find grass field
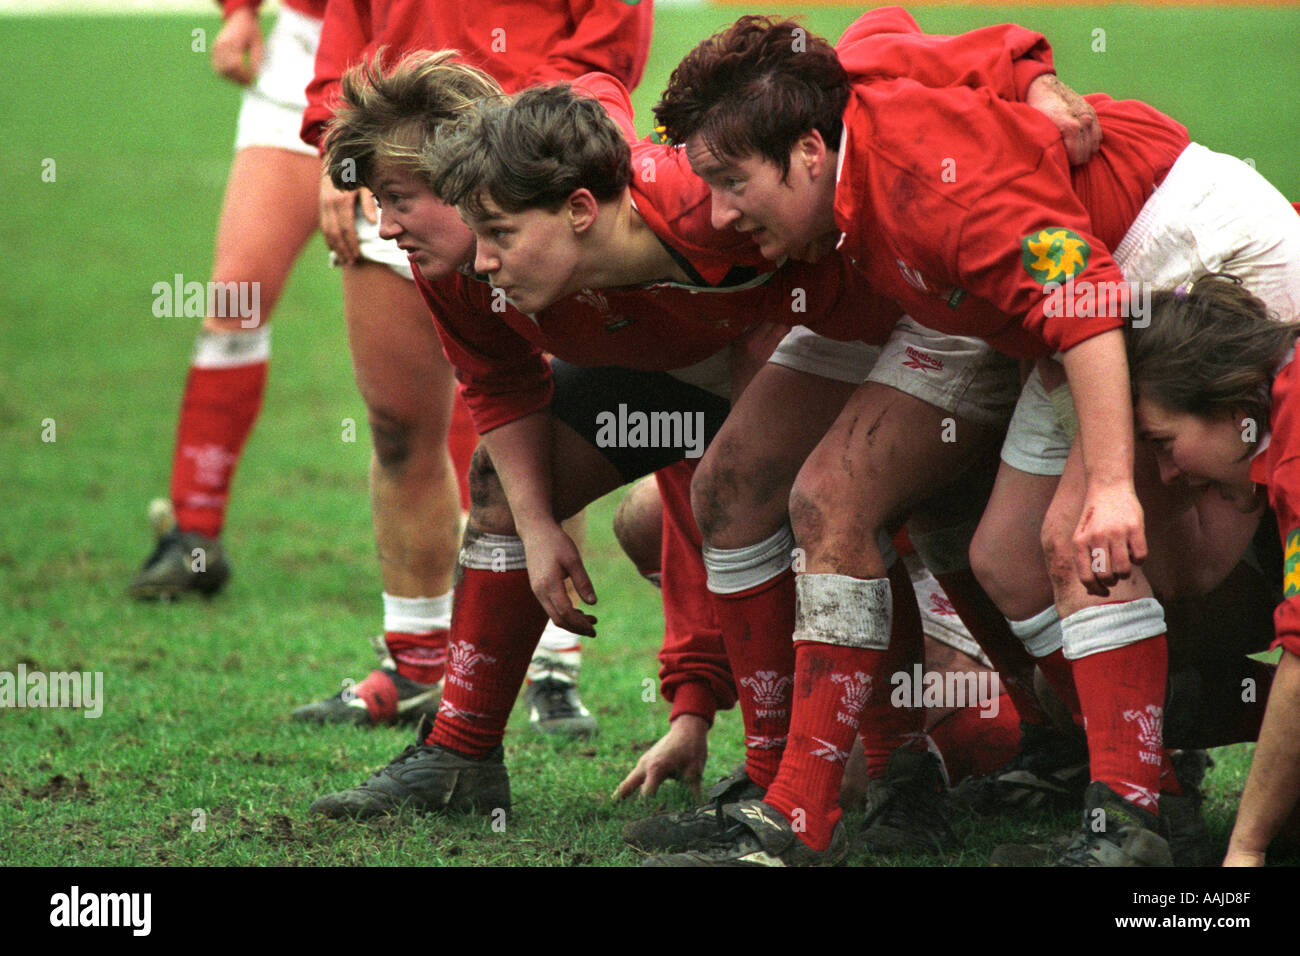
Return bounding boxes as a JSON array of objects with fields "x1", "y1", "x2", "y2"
[{"x1": 2, "y1": 4, "x2": 1298, "y2": 872}]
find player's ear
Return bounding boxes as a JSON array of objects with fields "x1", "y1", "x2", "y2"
[
  {"x1": 566, "y1": 189, "x2": 599, "y2": 234},
  {"x1": 795, "y1": 129, "x2": 829, "y2": 178}
]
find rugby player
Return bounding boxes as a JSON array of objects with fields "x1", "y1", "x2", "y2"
[
  {"x1": 654, "y1": 10, "x2": 1300, "y2": 865},
  {"x1": 289, "y1": 0, "x2": 653, "y2": 732}
]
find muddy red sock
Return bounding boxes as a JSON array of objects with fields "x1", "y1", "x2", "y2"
[
  {"x1": 429, "y1": 538, "x2": 547, "y2": 756},
  {"x1": 704, "y1": 528, "x2": 799, "y2": 791},
  {"x1": 857, "y1": 561, "x2": 928, "y2": 779},
  {"x1": 169, "y1": 329, "x2": 269, "y2": 537},
  {"x1": 1064, "y1": 600, "x2": 1168, "y2": 814},
  {"x1": 381, "y1": 592, "x2": 452, "y2": 685},
  {"x1": 762, "y1": 566, "x2": 907, "y2": 851},
  {"x1": 928, "y1": 689, "x2": 1021, "y2": 785}
]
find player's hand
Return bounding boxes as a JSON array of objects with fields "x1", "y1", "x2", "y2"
[
  {"x1": 1073, "y1": 479, "x2": 1146, "y2": 596},
  {"x1": 521, "y1": 521, "x2": 598, "y2": 637},
  {"x1": 1026, "y1": 73, "x2": 1102, "y2": 166},
  {"x1": 1222, "y1": 845, "x2": 1266, "y2": 867},
  {"x1": 319, "y1": 173, "x2": 378, "y2": 265},
  {"x1": 613, "y1": 714, "x2": 709, "y2": 800},
  {"x1": 211, "y1": 7, "x2": 264, "y2": 86}
]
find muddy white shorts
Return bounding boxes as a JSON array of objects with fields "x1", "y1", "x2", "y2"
[
  {"x1": 769, "y1": 318, "x2": 1019, "y2": 426},
  {"x1": 1001, "y1": 141, "x2": 1300, "y2": 475}
]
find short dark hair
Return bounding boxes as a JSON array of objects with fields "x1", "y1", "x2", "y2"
[
  {"x1": 1126, "y1": 274, "x2": 1296, "y2": 429},
  {"x1": 654, "y1": 15, "x2": 849, "y2": 177},
  {"x1": 428, "y1": 83, "x2": 631, "y2": 218}
]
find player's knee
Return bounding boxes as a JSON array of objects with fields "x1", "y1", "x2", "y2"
[
  {"x1": 1039, "y1": 512, "x2": 1076, "y2": 591},
  {"x1": 788, "y1": 477, "x2": 831, "y2": 554},
  {"x1": 368, "y1": 407, "x2": 415, "y2": 470},
  {"x1": 613, "y1": 476, "x2": 662, "y2": 579},
  {"x1": 689, "y1": 453, "x2": 734, "y2": 540},
  {"x1": 968, "y1": 521, "x2": 1001, "y2": 596},
  {"x1": 692, "y1": 437, "x2": 789, "y2": 541},
  {"x1": 466, "y1": 444, "x2": 512, "y2": 532}
]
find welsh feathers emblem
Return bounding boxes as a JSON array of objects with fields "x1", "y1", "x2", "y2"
[
  {"x1": 1021, "y1": 228, "x2": 1090, "y2": 285},
  {"x1": 1122, "y1": 704, "x2": 1163, "y2": 752},
  {"x1": 830, "y1": 671, "x2": 871, "y2": 717},
  {"x1": 740, "y1": 670, "x2": 793, "y2": 708},
  {"x1": 447, "y1": 641, "x2": 497, "y2": 678}
]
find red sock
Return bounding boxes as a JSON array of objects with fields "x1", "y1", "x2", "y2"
[
  {"x1": 714, "y1": 569, "x2": 797, "y2": 790},
  {"x1": 1071, "y1": 635, "x2": 1168, "y2": 813},
  {"x1": 170, "y1": 352, "x2": 267, "y2": 538},
  {"x1": 932, "y1": 569, "x2": 1047, "y2": 726},
  {"x1": 857, "y1": 561, "x2": 927, "y2": 779},
  {"x1": 385, "y1": 630, "x2": 448, "y2": 685},
  {"x1": 447, "y1": 392, "x2": 477, "y2": 513},
  {"x1": 428, "y1": 566, "x2": 548, "y2": 756},
  {"x1": 763, "y1": 562, "x2": 919, "y2": 851},
  {"x1": 762, "y1": 640, "x2": 867, "y2": 851},
  {"x1": 928, "y1": 690, "x2": 1021, "y2": 785}
]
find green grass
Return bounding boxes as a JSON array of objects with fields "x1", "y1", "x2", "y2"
[{"x1": 1, "y1": 6, "x2": 1297, "y2": 868}]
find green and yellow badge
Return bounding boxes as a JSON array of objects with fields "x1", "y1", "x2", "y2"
[
  {"x1": 1021, "y1": 227, "x2": 1090, "y2": 286},
  {"x1": 650, "y1": 124, "x2": 671, "y2": 145},
  {"x1": 1285, "y1": 528, "x2": 1300, "y2": 598}
]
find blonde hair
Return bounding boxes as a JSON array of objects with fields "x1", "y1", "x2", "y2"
[{"x1": 322, "y1": 49, "x2": 503, "y2": 192}]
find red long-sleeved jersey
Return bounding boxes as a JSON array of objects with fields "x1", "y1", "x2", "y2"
[{"x1": 301, "y1": 0, "x2": 654, "y2": 151}]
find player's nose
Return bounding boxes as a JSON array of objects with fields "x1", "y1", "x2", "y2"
[
  {"x1": 378, "y1": 210, "x2": 401, "y2": 240},
  {"x1": 474, "y1": 241, "x2": 499, "y2": 275},
  {"x1": 1157, "y1": 456, "x2": 1182, "y2": 485},
  {"x1": 710, "y1": 191, "x2": 741, "y2": 231}
]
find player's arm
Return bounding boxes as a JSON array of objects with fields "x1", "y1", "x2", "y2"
[
  {"x1": 302, "y1": 0, "x2": 376, "y2": 262},
  {"x1": 478, "y1": 412, "x2": 599, "y2": 637},
  {"x1": 838, "y1": 8, "x2": 1099, "y2": 164},
  {"x1": 1225, "y1": 648, "x2": 1300, "y2": 865},
  {"x1": 1060, "y1": 332, "x2": 1147, "y2": 585},
  {"x1": 211, "y1": 0, "x2": 264, "y2": 85},
  {"x1": 527, "y1": 0, "x2": 654, "y2": 91}
]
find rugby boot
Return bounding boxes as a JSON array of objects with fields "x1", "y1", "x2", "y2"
[
  {"x1": 952, "y1": 720, "x2": 1089, "y2": 815},
  {"x1": 310, "y1": 733, "x2": 509, "y2": 820},
  {"x1": 1051, "y1": 782, "x2": 1173, "y2": 867},
  {"x1": 858, "y1": 747, "x2": 957, "y2": 855},
  {"x1": 523, "y1": 649, "x2": 598, "y2": 737},
  {"x1": 643, "y1": 800, "x2": 847, "y2": 867},
  {"x1": 127, "y1": 499, "x2": 230, "y2": 600},
  {"x1": 623, "y1": 763, "x2": 764, "y2": 852}
]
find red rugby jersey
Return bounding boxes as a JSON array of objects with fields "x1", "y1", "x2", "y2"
[
  {"x1": 412, "y1": 74, "x2": 888, "y2": 434},
  {"x1": 828, "y1": 64, "x2": 1189, "y2": 357},
  {"x1": 1251, "y1": 349, "x2": 1300, "y2": 658},
  {"x1": 301, "y1": 0, "x2": 654, "y2": 151}
]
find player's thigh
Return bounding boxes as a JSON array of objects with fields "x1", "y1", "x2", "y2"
[
  {"x1": 792, "y1": 381, "x2": 998, "y2": 548},
  {"x1": 206, "y1": 147, "x2": 321, "y2": 329},
  {"x1": 969, "y1": 461, "x2": 1059, "y2": 617},
  {"x1": 342, "y1": 262, "x2": 455, "y2": 446},
  {"x1": 695, "y1": 351, "x2": 857, "y2": 542}
]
